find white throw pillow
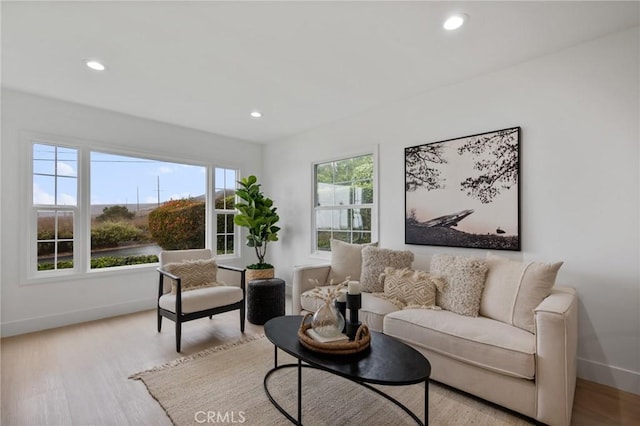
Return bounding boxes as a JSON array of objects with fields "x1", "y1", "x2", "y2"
[
  {"x1": 431, "y1": 253, "x2": 488, "y2": 317},
  {"x1": 480, "y1": 252, "x2": 563, "y2": 333},
  {"x1": 360, "y1": 246, "x2": 414, "y2": 293},
  {"x1": 380, "y1": 267, "x2": 444, "y2": 308},
  {"x1": 164, "y1": 258, "x2": 218, "y2": 294},
  {"x1": 327, "y1": 239, "x2": 376, "y2": 284}
]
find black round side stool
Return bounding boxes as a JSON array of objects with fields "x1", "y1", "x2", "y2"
[{"x1": 247, "y1": 278, "x2": 286, "y2": 325}]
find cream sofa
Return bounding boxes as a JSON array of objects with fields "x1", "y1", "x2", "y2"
[{"x1": 292, "y1": 254, "x2": 578, "y2": 426}]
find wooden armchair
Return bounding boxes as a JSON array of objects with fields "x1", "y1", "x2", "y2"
[{"x1": 157, "y1": 249, "x2": 245, "y2": 352}]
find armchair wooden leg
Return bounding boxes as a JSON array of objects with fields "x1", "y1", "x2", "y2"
[
  {"x1": 240, "y1": 306, "x2": 245, "y2": 333},
  {"x1": 176, "y1": 321, "x2": 182, "y2": 352},
  {"x1": 157, "y1": 312, "x2": 163, "y2": 332}
]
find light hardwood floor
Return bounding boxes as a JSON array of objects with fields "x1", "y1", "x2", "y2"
[{"x1": 2, "y1": 306, "x2": 639, "y2": 426}]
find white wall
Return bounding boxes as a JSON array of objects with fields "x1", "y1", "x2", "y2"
[
  {"x1": 264, "y1": 28, "x2": 640, "y2": 394},
  {"x1": 0, "y1": 89, "x2": 263, "y2": 337}
]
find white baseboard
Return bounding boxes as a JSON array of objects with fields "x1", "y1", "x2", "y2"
[
  {"x1": 578, "y1": 357, "x2": 640, "y2": 395},
  {"x1": 0, "y1": 297, "x2": 156, "y2": 338}
]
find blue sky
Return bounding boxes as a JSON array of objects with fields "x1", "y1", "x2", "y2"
[
  {"x1": 90, "y1": 152, "x2": 207, "y2": 206},
  {"x1": 33, "y1": 144, "x2": 236, "y2": 207}
]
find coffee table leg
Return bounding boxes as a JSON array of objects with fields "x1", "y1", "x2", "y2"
[
  {"x1": 424, "y1": 379, "x2": 429, "y2": 425},
  {"x1": 297, "y1": 358, "x2": 302, "y2": 425},
  {"x1": 274, "y1": 346, "x2": 278, "y2": 368}
]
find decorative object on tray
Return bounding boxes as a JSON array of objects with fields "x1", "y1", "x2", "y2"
[
  {"x1": 334, "y1": 292, "x2": 347, "y2": 333},
  {"x1": 345, "y1": 282, "x2": 362, "y2": 341},
  {"x1": 308, "y1": 278, "x2": 348, "y2": 338},
  {"x1": 298, "y1": 313, "x2": 370, "y2": 355}
]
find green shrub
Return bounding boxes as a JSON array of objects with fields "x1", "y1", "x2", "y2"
[
  {"x1": 96, "y1": 205, "x2": 135, "y2": 222},
  {"x1": 37, "y1": 260, "x2": 74, "y2": 271},
  {"x1": 148, "y1": 198, "x2": 205, "y2": 250},
  {"x1": 90, "y1": 255, "x2": 158, "y2": 268},
  {"x1": 91, "y1": 221, "x2": 142, "y2": 249},
  {"x1": 37, "y1": 254, "x2": 159, "y2": 271}
]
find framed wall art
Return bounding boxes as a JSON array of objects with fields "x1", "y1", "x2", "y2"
[{"x1": 405, "y1": 127, "x2": 521, "y2": 251}]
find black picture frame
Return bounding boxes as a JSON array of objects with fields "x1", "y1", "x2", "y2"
[{"x1": 405, "y1": 127, "x2": 521, "y2": 251}]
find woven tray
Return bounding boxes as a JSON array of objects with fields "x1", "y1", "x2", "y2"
[{"x1": 297, "y1": 313, "x2": 370, "y2": 355}]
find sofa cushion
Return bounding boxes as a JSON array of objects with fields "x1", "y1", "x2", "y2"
[
  {"x1": 159, "y1": 286, "x2": 243, "y2": 314},
  {"x1": 383, "y1": 308, "x2": 536, "y2": 380},
  {"x1": 431, "y1": 253, "x2": 488, "y2": 317},
  {"x1": 327, "y1": 239, "x2": 376, "y2": 284},
  {"x1": 300, "y1": 286, "x2": 399, "y2": 332},
  {"x1": 163, "y1": 258, "x2": 219, "y2": 294},
  {"x1": 358, "y1": 292, "x2": 401, "y2": 332},
  {"x1": 380, "y1": 267, "x2": 444, "y2": 308},
  {"x1": 360, "y1": 246, "x2": 414, "y2": 293},
  {"x1": 481, "y1": 252, "x2": 563, "y2": 333}
]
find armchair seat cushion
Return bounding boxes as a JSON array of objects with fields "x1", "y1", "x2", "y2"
[
  {"x1": 384, "y1": 308, "x2": 536, "y2": 379},
  {"x1": 159, "y1": 286, "x2": 243, "y2": 314}
]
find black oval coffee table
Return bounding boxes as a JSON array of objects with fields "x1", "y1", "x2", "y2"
[{"x1": 263, "y1": 315, "x2": 430, "y2": 425}]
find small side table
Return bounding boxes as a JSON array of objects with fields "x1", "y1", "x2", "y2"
[{"x1": 247, "y1": 278, "x2": 286, "y2": 325}]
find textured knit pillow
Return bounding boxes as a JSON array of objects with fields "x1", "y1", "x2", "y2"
[
  {"x1": 164, "y1": 258, "x2": 218, "y2": 294},
  {"x1": 360, "y1": 246, "x2": 414, "y2": 293},
  {"x1": 327, "y1": 239, "x2": 377, "y2": 283},
  {"x1": 431, "y1": 253, "x2": 488, "y2": 317},
  {"x1": 380, "y1": 267, "x2": 444, "y2": 308},
  {"x1": 480, "y1": 252, "x2": 563, "y2": 333}
]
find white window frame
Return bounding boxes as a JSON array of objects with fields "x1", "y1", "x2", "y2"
[
  {"x1": 30, "y1": 141, "x2": 81, "y2": 277},
  {"x1": 311, "y1": 147, "x2": 379, "y2": 257},
  {"x1": 23, "y1": 132, "x2": 240, "y2": 283},
  {"x1": 212, "y1": 167, "x2": 239, "y2": 257}
]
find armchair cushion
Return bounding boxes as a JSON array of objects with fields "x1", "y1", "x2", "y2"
[
  {"x1": 481, "y1": 253, "x2": 563, "y2": 333},
  {"x1": 327, "y1": 239, "x2": 376, "y2": 284},
  {"x1": 164, "y1": 258, "x2": 219, "y2": 294},
  {"x1": 159, "y1": 286, "x2": 243, "y2": 314}
]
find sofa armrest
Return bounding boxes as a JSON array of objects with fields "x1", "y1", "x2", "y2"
[
  {"x1": 292, "y1": 264, "x2": 331, "y2": 314},
  {"x1": 534, "y1": 286, "x2": 578, "y2": 426}
]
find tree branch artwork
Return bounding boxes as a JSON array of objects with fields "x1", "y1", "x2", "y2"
[
  {"x1": 457, "y1": 128, "x2": 519, "y2": 204},
  {"x1": 405, "y1": 127, "x2": 520, "y2": 251},
  {"x1": 405, "y1": 143, "x2": 447, "y2": 192}
]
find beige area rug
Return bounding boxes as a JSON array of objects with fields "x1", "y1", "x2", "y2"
[{"x1": 130, "y1": 336, "x2": 533, "y2": 426}]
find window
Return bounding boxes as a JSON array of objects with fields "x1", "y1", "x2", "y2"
[
  {"x1": 33, "y1": 143, "x2": 78, "y2": 270},
  {"x1": 313, "y1": 154, "x2": 375, "y2": 252},
  {"x1": 90, "y1": 151, "x2": 207, "y2": 269},
  {"x1": 214, "y1": 168, "x2": 237, "y2": 255},
  {"x1": 31, "y1": 139, "x2": 238, "y2": 275}
]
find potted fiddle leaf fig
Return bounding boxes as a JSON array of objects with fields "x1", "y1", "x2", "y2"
[{"x1": 233, "y1": 175, "x2": 280, "y2": 281}]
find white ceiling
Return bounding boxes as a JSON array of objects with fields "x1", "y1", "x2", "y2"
[{"x1": 2, "y1": 1, "x2": 638, "y2": 143}]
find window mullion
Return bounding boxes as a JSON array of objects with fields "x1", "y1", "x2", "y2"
[{"x1": 78, "y1": 148, "x2": 90, "y2": 272}]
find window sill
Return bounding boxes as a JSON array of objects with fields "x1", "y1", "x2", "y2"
[{"x1": 23, "y1": 262, "x2": 159, "y2": 286}]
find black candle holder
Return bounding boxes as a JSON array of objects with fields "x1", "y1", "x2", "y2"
[
  {"x1": 334, "y1": 299, "x2": 347, "y2": 333},
  {"x1": 346, "y1": 293, "x2": 362, "y2": 341}
]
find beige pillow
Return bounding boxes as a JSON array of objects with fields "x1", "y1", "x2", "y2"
[
  {"x1": 380, "y1": 267, "x2": 444, "y2": 308},
  {"x1": 164, "y1": 258, "x2": 218, "y2": 294},
  {"x1": 327, "y1": 239, "x2": 377, "y2": 283},
  {"x1": 481, "y1": 252, "x2": 563, "y2": 333},
  {"x1": 431, "y1": 253, "x2": 488, "y2": 317},
  {"x1": 360, "y1": 246, "x2": 414, "y2": 292}
]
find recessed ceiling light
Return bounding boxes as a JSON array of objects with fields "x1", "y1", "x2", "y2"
[
  {"x1": 250, "y1": 111, "x2": 262, "y2": 118},
  {"x1": 85, "y1": 60, "x2": 106, "y2": 71},
  {"x1": 443, "y1": 14, "x2": 468, "y2": 31}
]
